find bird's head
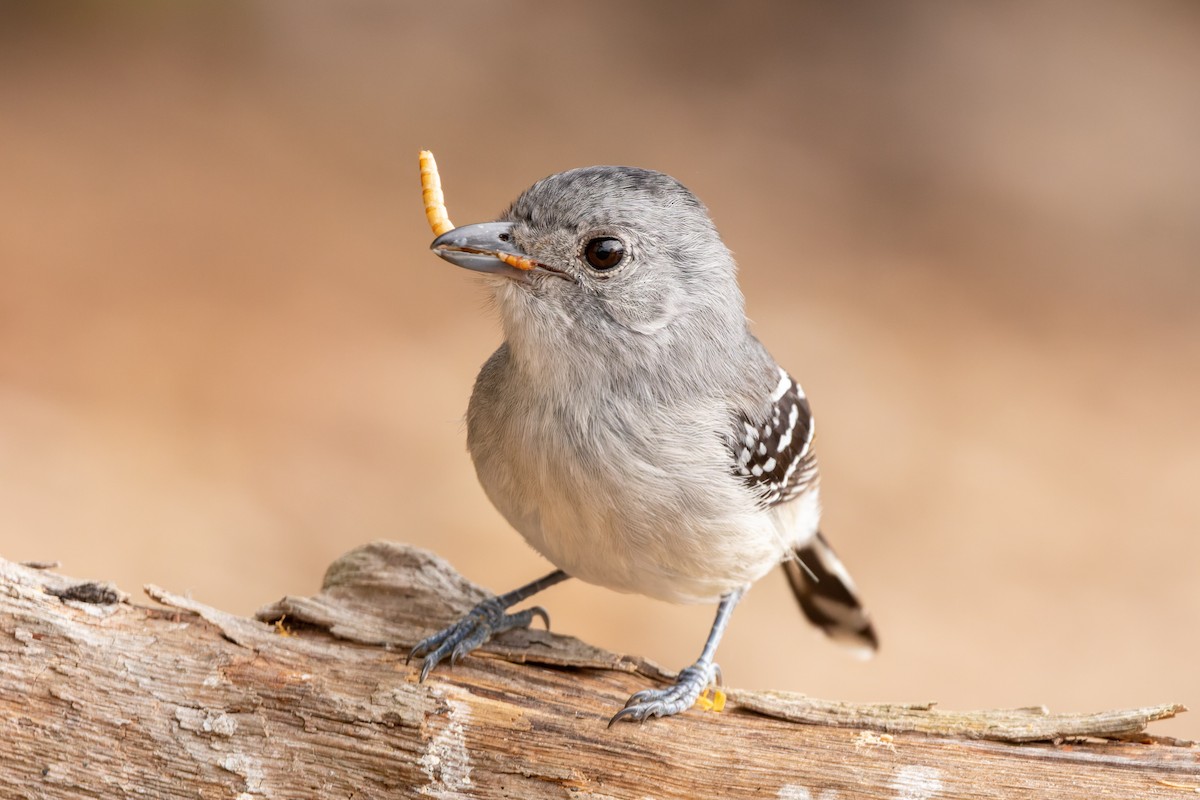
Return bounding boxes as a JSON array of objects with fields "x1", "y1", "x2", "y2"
[{"x1": 431, "y1": 167, "x2": 747, "y2": 348}]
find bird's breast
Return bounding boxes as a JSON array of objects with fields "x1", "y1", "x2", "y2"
[{"x1": 466, "y1": 360, "x2": 791, "y2": 603}]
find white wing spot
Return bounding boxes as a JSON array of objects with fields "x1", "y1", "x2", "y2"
[
  {"x1": 743, "y1": 421, "x2": 759, "y2": 447},
  {"x1": 770, "y1": 368, "x2": 791, "y2": 402},
  {"x1": 778, "y1": 403, "x2": 801, "y2": 451},
  {"x1": 783, "y1": 454, "x2": 801, "y2": 485},
  {"x1": 763, "y1": 457, "x2": 777, "y2": 472}
]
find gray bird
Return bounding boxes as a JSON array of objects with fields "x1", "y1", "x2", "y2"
[{"x1": 410, "y1": 165, "x2": 877, "y2": 725}]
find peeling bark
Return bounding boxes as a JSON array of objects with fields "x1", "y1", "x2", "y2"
[{"x1": 0, "y1": 542, "x2": 1195, "y2": 799}]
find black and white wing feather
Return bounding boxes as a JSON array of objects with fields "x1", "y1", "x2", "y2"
[
  {"x1": 731, "y1": 368, "x2": 818, "y2": 508},
  {"x1": 730, "y1": 366, "x2": 878, "y2": 656}
]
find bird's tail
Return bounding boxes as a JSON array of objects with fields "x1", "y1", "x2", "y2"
[{"x1": 782, "y1": 531, "x2": 878, "y2": 658}]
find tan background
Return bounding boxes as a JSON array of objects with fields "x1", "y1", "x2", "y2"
[{"x1": 1, "y1": 2, "x2": 1197, "y2": 738}]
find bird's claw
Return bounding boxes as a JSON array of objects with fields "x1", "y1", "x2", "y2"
[
  {"x1": 607, "y1": 662, "x2": 718, "y2": 727},
  {"x1": 408, "y1": 598, "x2": 550, "y2": 682}
]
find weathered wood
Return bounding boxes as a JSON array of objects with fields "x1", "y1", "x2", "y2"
[{"x1": 0, "y1": 542, "x2": 1195, "y2": 799}]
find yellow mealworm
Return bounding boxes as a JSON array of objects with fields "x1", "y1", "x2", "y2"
[
  {"x1": 495, "y1": 251, "x2": 538, "y2": 271},
  {"x1": 419, "y1": 149, "x2": 455, "y2": 236}
]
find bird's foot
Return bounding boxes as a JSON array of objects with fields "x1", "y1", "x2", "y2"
[
  {"x1": 608, "y1": 662, "x2": 721, "y2": 726},
  {"x1": 407, "y1": 597, "x2": 549, "y2": 682}
]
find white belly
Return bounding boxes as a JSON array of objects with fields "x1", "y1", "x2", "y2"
[{"x1": 469, "y1": 394, "x2": 820, "y2": 604}]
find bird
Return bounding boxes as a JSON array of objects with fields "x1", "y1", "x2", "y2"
[{"x1": 409, "y1": 164, "x2": 877, "y2": 725}]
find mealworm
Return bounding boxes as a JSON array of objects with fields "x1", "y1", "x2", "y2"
[
  {"x1": 420, "y1": 150, "x2": 536, "y2": 271},
  {"x1": 494, "y1": 251, "x2": 538, "y2": 272},
  {"x1": 419, "y1": 149, "x2": 455, "y2": 236}
]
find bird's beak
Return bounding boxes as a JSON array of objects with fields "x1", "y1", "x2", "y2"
[{"x1": 431, "y1": 221, "x2": 562, "y2": 280}]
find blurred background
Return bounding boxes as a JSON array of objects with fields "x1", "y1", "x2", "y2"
[{"x1": 1, "y1": 1, "x2": 1197, "y2": 738}]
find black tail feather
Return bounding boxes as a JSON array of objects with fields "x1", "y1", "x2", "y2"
[{"x1": 782, "y1": 531, "x2": 878, "y2": 656}]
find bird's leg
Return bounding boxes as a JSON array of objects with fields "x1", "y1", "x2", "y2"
[
  {"x1": 408, "y1": 569, "x2": 570, "y2": 682},
  {"x1": 609, "y1": 585, "x2": 747, "y2": 726}
]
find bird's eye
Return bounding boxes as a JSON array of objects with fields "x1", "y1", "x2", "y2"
[{"x1": 583, "y1": 237, "x2": 625, "y2": 271}]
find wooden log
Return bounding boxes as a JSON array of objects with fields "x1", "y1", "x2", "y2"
[{"x1": 0, "y1": 542, "x2": 1195, "y2": 799}]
